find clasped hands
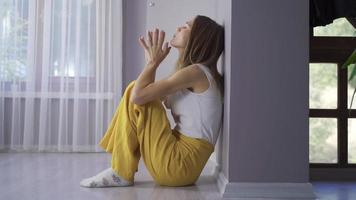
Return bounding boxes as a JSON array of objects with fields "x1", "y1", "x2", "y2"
[{"x1": 138, "y1": 28, "x2": 172, "y2": 68}]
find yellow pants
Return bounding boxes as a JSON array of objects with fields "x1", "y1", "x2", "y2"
[{"x1": 99, "y1": 80, "x2": 215, "y2": 186}]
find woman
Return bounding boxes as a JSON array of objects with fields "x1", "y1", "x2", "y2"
[{"x1": 80, "y1": 15, "x2": 224, "y2": 188}]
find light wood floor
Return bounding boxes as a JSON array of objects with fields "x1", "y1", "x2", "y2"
[{"x1": 1, "y1": 152, "x2": 355, "y2": 200}]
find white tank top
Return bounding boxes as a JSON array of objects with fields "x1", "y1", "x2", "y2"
[{"x1": 164, "y1": 63, "x2": 223, "y2": 146}]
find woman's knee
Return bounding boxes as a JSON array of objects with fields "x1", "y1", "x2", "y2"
[
  {"x1": 125, "y1": 80, "x2": 163, "y2": 108},
  {"x1": 128, "y1": 80, "x2": 136, "y2": 88},
  {"x1": 123, "y1": 80, "x2": 136, "y2": 96}
]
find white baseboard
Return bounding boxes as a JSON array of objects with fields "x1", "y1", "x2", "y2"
[
  {"x1": 215, "y1": 166, "x2": 228, "y2": 195},
  {"x1": 212, "y1": 163, "x2": 318, "y2": 199},
  {"x1": 208, "y1": 151, "x2": 216, "y2": 163}
]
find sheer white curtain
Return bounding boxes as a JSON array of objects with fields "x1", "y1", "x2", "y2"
[{"x1": 0, "y1": 0, "x2": 123, "y2": 152}]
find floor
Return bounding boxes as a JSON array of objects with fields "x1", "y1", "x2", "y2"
[
  {"x1": 1, "y1": 153, "x2": 356, "y2": 200},
  {"x1": 0, "y1": 152, "x2": 221, "y2": 200}
]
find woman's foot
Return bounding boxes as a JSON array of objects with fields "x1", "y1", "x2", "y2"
[{"x1": 80, "y1": 167, "x2": 133, "y2": 187}]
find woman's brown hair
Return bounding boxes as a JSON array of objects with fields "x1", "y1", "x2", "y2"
[{"x1": 173, "y1": 15, "x2": 224, "y2": 101}]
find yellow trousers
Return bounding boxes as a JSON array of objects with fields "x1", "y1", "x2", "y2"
[{"x1": 99, "y1": 80, "x2": 215, "y2": 186}]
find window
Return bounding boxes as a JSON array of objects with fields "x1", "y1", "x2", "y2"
[
  {"x1": 309, "y1": 63, "x2": 337, "y2": 109},
  {"x1": 49, "y1": 0, "x2": 96, "y2": 77},
  {"x1": 309, "y1": 17, "x2": 356, "y2": 180},
  {"x1": 0, "y1": 0, "x2": 97, "y2": 82},
  {"x1": 0, "y1": 0, "x2": 29, "y2": 81},
  {"x1": 0, "y1": 0, "x2": 121, "y2": 152}
]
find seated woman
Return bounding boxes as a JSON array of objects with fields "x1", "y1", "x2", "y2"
[{"x1": 80, "y1": 14, "x2": 224, "y2": 188}]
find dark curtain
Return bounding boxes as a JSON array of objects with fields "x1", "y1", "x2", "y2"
[{"x1": 310, "y1": 0, "x2": 356, "y2": 27}]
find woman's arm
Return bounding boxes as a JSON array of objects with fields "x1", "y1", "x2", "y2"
[
  {"x1": 130, "y1": 28, "x2": 171, "y2": 103},
  {"x1": 130, "y1": 64, "x2": 201, "y2": 106},
  {"x1": 130, "y1": 62, "x2": 158, "y2": 101},
  {"x1": 130, "y1": 28, "x2": 202, "y2": 106}
]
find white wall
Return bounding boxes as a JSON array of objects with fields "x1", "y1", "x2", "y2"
[{"x1": 146, "y1": 0, "x2": 218, "y2": 80}]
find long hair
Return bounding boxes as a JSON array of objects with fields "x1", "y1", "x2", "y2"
[{"x1": 173, "y1": 15, "x2": 225, "y2": 100}]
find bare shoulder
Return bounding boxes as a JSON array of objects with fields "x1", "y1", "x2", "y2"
[
  {"x1": 172, "y1": 64, "x2": 205, "y2": 83},
  {"x1": 157, "y1": 64, "x2": 204, "y2": 101},
  {"x1": 175, "y1": 64, "x2": 201, "y2": 76},
  {"x1": 167, "y1": 64, "x2": 207, "y2": 92}
]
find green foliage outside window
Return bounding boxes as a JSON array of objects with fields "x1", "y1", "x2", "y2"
[{"x1": 311, "y1": 17, "x2": 356, "y2": 164}]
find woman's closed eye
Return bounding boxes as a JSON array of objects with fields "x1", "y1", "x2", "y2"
[{"x1": 177, "y1": 26, "x2": 185, "y2": 32}]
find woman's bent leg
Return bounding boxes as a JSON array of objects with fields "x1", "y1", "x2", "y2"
[
  {"x1": 99, "y1": 79, "x2": 215, "y2": 187},
  {"x1": 98, "y1": 80, "x2": 178, "y2": 184}
]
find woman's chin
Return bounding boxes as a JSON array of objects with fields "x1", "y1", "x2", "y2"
[
  {"x1": 170, "y1": 39, "x2": 184, "y2": 49},
  {"x1": 169, "y1": 41, "x2": 177, "y2": 48}
]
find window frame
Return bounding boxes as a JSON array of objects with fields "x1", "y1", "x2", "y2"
[{"x1": 309, "y1": 18, "x2": 356, "y2": 181}]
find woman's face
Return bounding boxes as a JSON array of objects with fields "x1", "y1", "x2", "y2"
[{"x1": 170, "y1": 18, "x2": 194, "y2": 49}]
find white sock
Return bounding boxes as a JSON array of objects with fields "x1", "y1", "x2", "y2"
[{"x1": 80, "y1": 167, "x2": 133, "y2": 188}]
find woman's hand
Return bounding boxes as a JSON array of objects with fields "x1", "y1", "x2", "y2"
[{"x1": 138, "y1": 28, "x2": 172, "y2": 67}]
